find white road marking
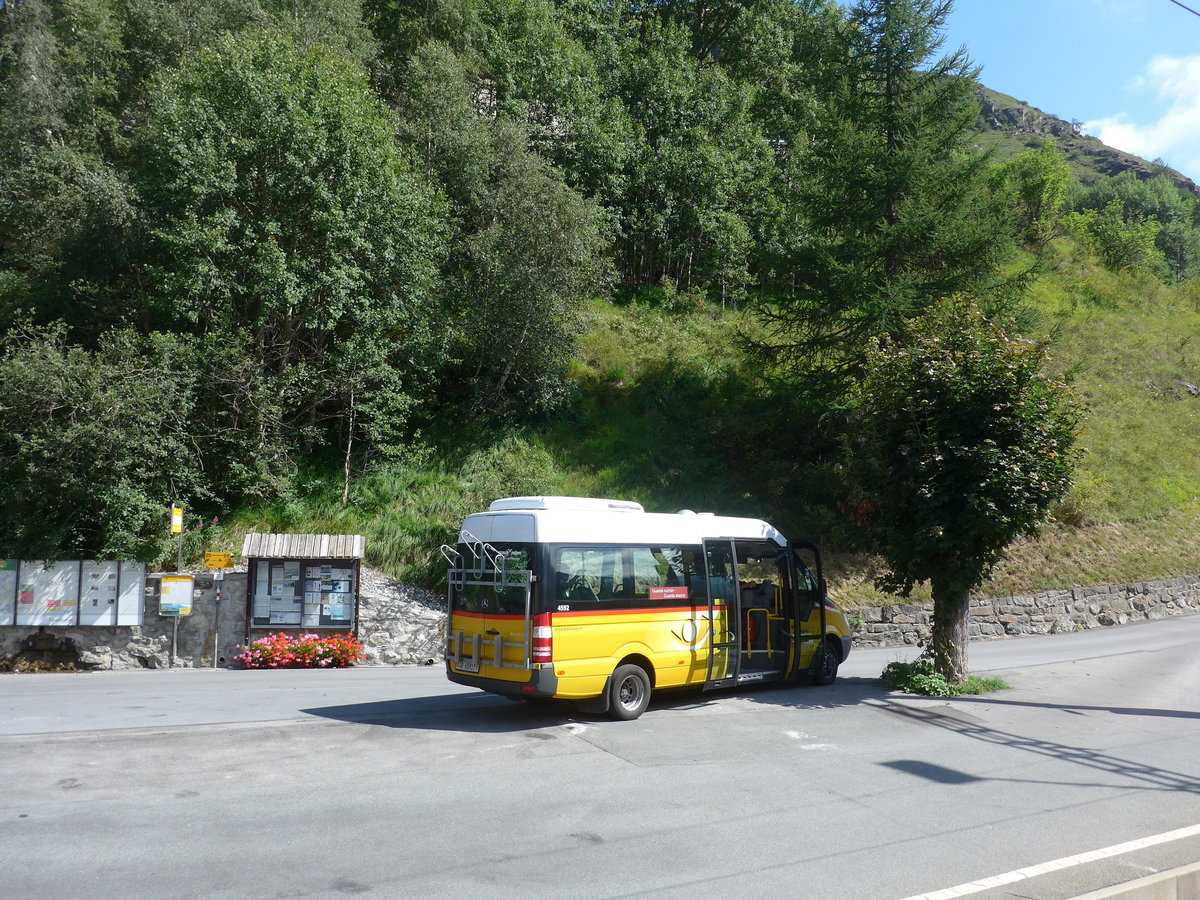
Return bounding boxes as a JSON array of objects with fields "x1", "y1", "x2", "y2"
[{"x1": 897, "y1": 822, "x2": 1200, "y2": 900}]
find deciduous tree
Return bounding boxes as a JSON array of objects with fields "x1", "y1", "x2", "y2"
[
  {"x1": 992, "y1": 138, "x2": 1070, "y2": 248},
  {"x1": 396, "y1": 41, "x2": 607, "y2": 422},
  {"x1": 0, "y1": 325, "x2": 203, "y2": 559},
  {"x1": 134, "y1": 33, "x2": 446, "y2": 474},
  {"x1": 844, "y1": 299, "x2": 1079, "y2": 684}
]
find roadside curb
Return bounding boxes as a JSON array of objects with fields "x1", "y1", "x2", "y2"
[{"x1": 1070, "y1": 859, "x2": 1200, "y2": 899}]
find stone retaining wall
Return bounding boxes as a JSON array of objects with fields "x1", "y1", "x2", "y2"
[
  {"x1": 852, "y1": 575, "x2": 1200, "y2": 648},
  {"x1": 5, "y1": 570, "x2": 1198, "y2": 669},
  {"x1": 0, "y1": 569, "x2": 446, "y2": 670},
  {"x1": 0, "y1": 573, "x2": 248, "y2": 671},
  {"x1": 356, "y1": 570, "x2": 445, "y2": 666}
]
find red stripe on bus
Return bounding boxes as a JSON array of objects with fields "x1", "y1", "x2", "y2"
[
  {"x1": 552, "y1": 605, "x2": 726, "y2": 617},
  {"x1": 452, "y1": 605, "x2": 727, "y2": 621}
]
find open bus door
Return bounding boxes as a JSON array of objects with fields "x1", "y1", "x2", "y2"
[
  {"x1": 789, "y1": 540, "x2": 827, "y2": 680},
  {"x1": 702, "y1": 538, "x2": 739, "y2": 690}
]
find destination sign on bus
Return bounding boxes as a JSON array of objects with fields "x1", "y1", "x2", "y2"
[{"x1": 648, "y1": 586, "x2": 690, "y2": 601}]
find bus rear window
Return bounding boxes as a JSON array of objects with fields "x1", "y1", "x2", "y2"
[{"x1": 451, "y1": 543, "x2": 533, "y2": 616}]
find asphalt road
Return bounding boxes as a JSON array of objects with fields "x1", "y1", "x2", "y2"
[{"x1": 2, "y1": 615, "x2": 1199, "y2": 900}]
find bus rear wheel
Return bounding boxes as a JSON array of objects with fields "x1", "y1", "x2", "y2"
[{"x1": 608, "y1": 664, "x2": 651, "y2": 720}]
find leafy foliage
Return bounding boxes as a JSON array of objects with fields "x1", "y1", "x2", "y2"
[
  {"x1": 846, "y1": 300, "x2": 1080, "y2": 595},
  {"x1": 844, "y1": 298, "x2": 1080, "y2": 680},
  {"x1": 133, "y1": 32, "x2": 447, "y2": 485},
  {"x1": 992, "y1": 139, "x2": 1071, "y2": 247},
  {"x1": 1070, "y1": 172, "x2": 1200, "y2": 281},
  {"x1": 395, "y1": 40, "x2": 608, "y2": 422},
  {"x1": 1067, "y1": 201, "x2": 1168, "y2": 278},
  {"x1": 0, "y1": 325, "x2": 203, "y2": 559},
  {"x1": 0, "y1": 0, "x2": 1193, "y2": 582},
  {"x1": 880, "y1": 657, "x2": 1009, "y2": 697}
]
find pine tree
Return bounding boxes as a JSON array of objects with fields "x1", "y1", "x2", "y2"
[{"x1": 761, "y1": 0, "x2": 1015, "y2": 388}]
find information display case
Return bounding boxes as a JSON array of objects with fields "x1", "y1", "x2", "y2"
[
  {"x1": 0, "y1": 560, "x2": 146, "y2": 627},
  {"x1": 249, "y1": 559, "x2": 357, "y2": 628},
  {"x1": 242, "y1": 534, "x2": 364, "y2": 636}
]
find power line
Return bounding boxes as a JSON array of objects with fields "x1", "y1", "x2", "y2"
[{"x1": 1168, "y1": 0, "x2": 1200, "y2": 18}]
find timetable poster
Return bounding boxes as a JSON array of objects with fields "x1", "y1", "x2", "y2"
[
  {"x1": 0, "y1": 560, "x2": 16, "y2": 625},
  {"x1": 16, "y1": 561, "x2": 79, "y2": 626}
]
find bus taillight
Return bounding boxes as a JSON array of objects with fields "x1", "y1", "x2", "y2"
[{"x1": 532, "y1": 613, "x2": 553, "y2": 663}]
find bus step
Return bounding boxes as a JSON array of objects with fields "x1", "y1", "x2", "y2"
[{"x1": 735, "y1": 671, "x2": 782, "y2": 685}]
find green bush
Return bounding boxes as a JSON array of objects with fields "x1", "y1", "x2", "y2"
[{"x1": 880, "y1": 657, "x2": 1009, "y2": 697}]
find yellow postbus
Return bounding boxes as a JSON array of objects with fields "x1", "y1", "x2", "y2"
[{"x1": 443, "y1": 496, "x2": 852, "y2": 720}]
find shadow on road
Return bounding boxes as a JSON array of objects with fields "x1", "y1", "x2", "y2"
[
  {"x1": 300, "y1": 676, "x2": 888, "y2": 732},
  {"x1": 939, "y1": 695, "x2": 1200, "y2": 721},
  {"x1": 739, "y1": 677, "x2": 1200, "y2": 795},
  {"x1": 301, "y1": 693, "x2": 579, "y2": 733},
  {"x1": 301, "y1": 676, "x2": 1200, "y2": 797},
  {"x1": 871, "y1": 699, "x2": 1200, "y2": 795}
]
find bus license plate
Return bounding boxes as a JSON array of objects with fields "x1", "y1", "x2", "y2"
[{"x1": 457, "y1": 658, "x2": 479, "y2": 673}]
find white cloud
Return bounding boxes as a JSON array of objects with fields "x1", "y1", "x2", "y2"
[
  {"x1": 1090, "y1": 0, "x2": 1148, "y2": 23},
  {"x1": 1084, "y1": 55, "x2": 1200, "y2": 181}
]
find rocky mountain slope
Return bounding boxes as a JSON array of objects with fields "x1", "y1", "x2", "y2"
[{"x1": 974, "y1": 87, "x2": 1199, "y2": 196}]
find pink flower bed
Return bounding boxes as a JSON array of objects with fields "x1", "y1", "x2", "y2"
[{"x1": 236, "y1": 632, "x2": 365, "y2": 668}]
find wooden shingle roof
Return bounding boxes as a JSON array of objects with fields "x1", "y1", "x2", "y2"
[{"x1": 241, "y1": 533, "x2": 365, "y2": 560}]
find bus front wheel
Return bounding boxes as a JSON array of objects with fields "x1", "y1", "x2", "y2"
[
  {"x1": 813, "y1": 639, "x2": 840, "y2": 686},
  {"x1": 608, "y1": 664, "x2": 651, "y2": 720}
]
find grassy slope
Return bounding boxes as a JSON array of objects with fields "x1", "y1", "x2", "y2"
[
  {"x1": 220, "y1": 242, "x2": 1200, "y2": 607},
  {"x1": 219, "y1": 296, "x2": 760, "y2": 582},
  {"x1": 835, "y1": 241, "x2": 1200, "y2": 607}
]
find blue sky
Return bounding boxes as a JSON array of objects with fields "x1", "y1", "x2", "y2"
[{"x1": 943, "y1": 0, "x2": 1200, "y2": 181}]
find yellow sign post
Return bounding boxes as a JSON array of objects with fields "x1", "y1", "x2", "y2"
[
  {"x1": 201, "y1": 551, "x2": 233, "y2": 670},
  {"x1": 171, "y1": 503, "x2": 184, "y2": 572}
]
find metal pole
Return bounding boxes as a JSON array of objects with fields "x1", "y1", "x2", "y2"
[
  {"x1": 170, "y1": 616, "x2": 178, "y2": 669},
  {"x1": 211, "y1": 573, "x2": 222, "y2": 668}
]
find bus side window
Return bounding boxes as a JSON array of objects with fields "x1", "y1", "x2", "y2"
[
  {"x1": 631, "y1": 547, "x2": 704, "y2": 602},
  {"x1": 555, "y1": 548, "x2": 616, "y2": 605}
]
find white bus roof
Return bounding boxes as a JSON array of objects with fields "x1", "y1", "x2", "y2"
[{"x1": 460, "y1": 496, "x2": 788, "y2": 547}]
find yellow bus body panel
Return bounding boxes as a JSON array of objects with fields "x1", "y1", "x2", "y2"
[
  {"x1": 448, "y1": 612, "x2": 532, "y2": 684},
  {"x1": 548, "y1": 607, "x2": 719, "y2": 697},
  {"x1": 796, "y1": 605, "x2": 852, "y2": 669},
  {"x1": 450, "y1": 603, "x2": 852, "y2": 700}
]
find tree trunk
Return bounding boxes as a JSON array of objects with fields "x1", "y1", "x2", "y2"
[
  {"x1": 929, "y1": 579, "x2": 970, "y2": 686},
  {"x1": 341, "y1": 387, "x2": 356, "y2": 506},
  {"x1": 491, "y1": 319, "x2": 531, "y2": 402}
]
